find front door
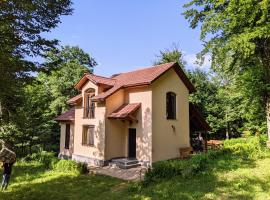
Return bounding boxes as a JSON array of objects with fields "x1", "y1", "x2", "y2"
[{"x1": 128, "y1": 128, "x2": 136, "y2": 158}]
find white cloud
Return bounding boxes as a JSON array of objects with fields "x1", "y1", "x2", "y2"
[{"x1": 183, "y1": 53, "x2": 211, "y2": 70}]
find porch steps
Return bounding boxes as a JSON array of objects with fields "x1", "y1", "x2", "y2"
[{"x1": 110, "y1": 158, "x2": 141, "y2": 169}]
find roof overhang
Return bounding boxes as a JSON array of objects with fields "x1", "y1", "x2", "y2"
[
  {"x1": 189, "y1": 103, "x2": 211, "y2": 131},
  {"x1": 67, "y1": 94, "x2": 82, "y2": 105},
  {"x1": 75, "y1": 73, "x2": 115, "y2": 90},
  {"x1": 55, "y1": 107, "x2": 75, "y2": 122},
  {"x1": 108, "y1": 103, "x2": 141, "y2": 122}
]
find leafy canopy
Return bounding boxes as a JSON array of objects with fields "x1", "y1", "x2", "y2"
[
  {"x1": 0, "y1": 0, "x2": 73, "y2": 123},
  {"x1": 183, "y1": 0, "x2": 270, "y2": 135}
]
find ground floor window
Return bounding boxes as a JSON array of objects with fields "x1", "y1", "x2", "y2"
[
  {"x1": 65, "y1": 124, "x2": 70, "y2": 149},
  {"x1": 82, "y1": 125, "x2": 95, "y2": 146}
]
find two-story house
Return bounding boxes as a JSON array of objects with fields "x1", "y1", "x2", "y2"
[{"x1": 56, "y1": 62, "x2": 207, "y2": 167}]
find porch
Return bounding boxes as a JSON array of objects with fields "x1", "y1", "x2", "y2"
[
  {"x1": 105, "y1": 102, "x2": 151, "y2": 166},
  {"x1": 89, "y1": 164, "x2": 147, "y2": 181}
]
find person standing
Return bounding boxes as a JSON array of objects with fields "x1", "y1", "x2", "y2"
[{"x1": 1, "y1": 162, "x2": 14, "y2": 190}]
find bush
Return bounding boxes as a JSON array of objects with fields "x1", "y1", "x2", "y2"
[
  {"x1": 53, "y1": 160, "x2": 89, "y2": 174},
  {"x1": 77, "y1": 162, "x2": 89, "y2": 174},
  {"x1": 223, "y1": 135, "x2": 267, "y2": 159},
  {"x1": 22, "y1": 151, "x2": 58, "y2": 169},
  {"x1": 53, "y1": 159, "x2": 79, "y2": 174},
  {"x1": 144, "y1": 135, "x2": 268, "y2": 184}
]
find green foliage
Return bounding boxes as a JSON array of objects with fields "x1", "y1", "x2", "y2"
[
  {"x1": 183, "y1": 0, "x2": 270, "y2": 135},
  {"x1": 22, "y1": 151, "x2": 58, "y2": 169},
  {"x1": 53, "y1": 160, "x2": 80, "y2": 174},
  {"x1": 145, "y1": 136, "x2": 267, "y2": 185},
  {"x1": 154, "y1": 45, "x2": 186, "y2": 70},
  {"x1": 0, "y1": 0, "x2": 73, "y2": 123},
  {"x1": 2, "y1": 145, "x2": 270, "y2": 199},
  {"x1": 223, "y1": 135, "x2": 267, "y2": 159},
  {"x1": 1, "y1": 46, "x2": 97, "y2": 156},
  {"x1": 77, "y1": 162, "x2": 89, "y2": 174},
  {"x1": 144, "y1": 149, "x2": 226, "y2": 184}
]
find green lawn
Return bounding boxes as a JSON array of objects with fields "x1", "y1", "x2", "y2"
[{"x1": 1, "y1": 154, "x2": 270, "y2": 200}]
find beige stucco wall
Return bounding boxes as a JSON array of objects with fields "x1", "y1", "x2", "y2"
[
  {"x1": 73, "y1": 81, "x2": 106, "y2": 162},
  {"x1": 104, "y1": 86, "x2": 152, "y2": 164},
  {"x1": 59, "y1": 122, "x2": 74, "y2": 157},
  {"x1": 152, "y1": 68, "x2": 190, "y2": 162},
  {"x1": 104, "y1": 89, "x2": 126, "y2": 160},
  {"x1": 124, "y1": 87, "x2": 152, "y2": 164}
]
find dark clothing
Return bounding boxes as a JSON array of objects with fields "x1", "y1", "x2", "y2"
[
  {"x1": 1, "y1": 163, "x2": 13, "y2": 190},
  {"x1": 3, "y1": 163, "x2": 13, "y2": 175},
  {"x1": 1, "y1": 174, "x2": 10, "y2": 190}
]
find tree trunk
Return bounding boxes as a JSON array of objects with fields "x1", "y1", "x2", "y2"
[{"x1": 267, "y1": 98, "x2": 270, "y2": 147}]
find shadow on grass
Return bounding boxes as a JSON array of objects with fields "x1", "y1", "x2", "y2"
[
  {"x1": 0, "y1": 173, "x2": 126, "y2": 200},
  {"x1": 0, "y1": 154, "x2": 268, "y2": 200},
  {"x1": 126, "y1": 153, "x2": 268, "y2": 200}
]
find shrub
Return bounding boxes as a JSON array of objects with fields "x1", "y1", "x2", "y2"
[
  {"x1": 22, "y1": 151, "x2": 58, "y2": 169},
  {"x1": 53, "y1": 159, "x2": 79, "y2": 174},
  {"x1": 144, "y1": 149, "x2": 225, "y2": 184},
  {"x1": 77, "y1": 162, "x2": 89, "y2": 174},
  {"x1": 223, "y1": 135, "x2": 267, "y2": 159},
  {"x1": 144, "y1": 135, "x2": 268, "y2": 184}
]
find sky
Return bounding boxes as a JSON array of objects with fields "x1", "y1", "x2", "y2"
[{"x1": 44, "y1": 0, "x2": 210, "y2": 77}]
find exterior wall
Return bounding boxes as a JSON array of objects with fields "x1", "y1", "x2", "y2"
[
  {"x1": 104, "y1": 89, "x2": 126, "y2": 160},
  {"x1": 59, "y1": 122, "x2": 74, "y2": 158},
  {"x1": 73, "y1": 81, "x2": 106, "y2": 166},
  {"x1": 124, "y1": 87, "x2": 152, "y2": 165},
  {"x1": 152, "y1": 68, "x2": 190, "y2": 162},
  {"x1": 104, "y1": 86, "x2": 152, "y2": 165},
  {"x1": 62, "y1": 67, "x2": 189, "y2": 166}
]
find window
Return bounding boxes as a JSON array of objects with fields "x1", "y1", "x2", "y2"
[
  {"x1": 65, "y1": 124, "x2": 70, "y2": 149},
  {"x1": 166, "y1": 92, "x2": 176, "y2": 119},
  {"x1": 84, "y1": 88, "x2": 95, "y2": 118},
  {"x1": 82, "y1": 125, "x2": 95, "y2": 146}
]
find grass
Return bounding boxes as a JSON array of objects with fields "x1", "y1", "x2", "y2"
[{"x1": 1, "y1": 139, "x2": 270, "y2": 199}]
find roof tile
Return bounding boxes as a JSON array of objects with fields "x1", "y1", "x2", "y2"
[
  {"x1": 108, "y1": 103, "x2": 141, "y2": 119},
  {"x1": 55, "y1": 107, "x2": 75, "y2": 121}
]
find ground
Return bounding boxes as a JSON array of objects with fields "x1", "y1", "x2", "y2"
[{"x1": 1, "y1": 154, "x2": 270, "y2": 200}]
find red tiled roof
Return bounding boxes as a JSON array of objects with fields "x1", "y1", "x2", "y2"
[
  {"x1": 91, "y1": 62, "x2": 195, "y2": 101},
  {"x1": 55, "y1": 107, "x2": 75, "y2": 121},
  {"x1": 67, "y1": 94, "x2": 82, "y2": 105},
  {"x1": 75, "y1": 74, "x2": 115, "y2": 90},
  {"x1": 73, "y1": 62, "x2": 195, "y2": 102},
  {"x1": 86, "y1": 74, "x2": 116, "y2": 86},
  {"x1": 108, "y1": 103, "x2": 141, "y2": 119}
]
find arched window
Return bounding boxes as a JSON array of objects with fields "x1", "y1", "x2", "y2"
[
  {"x1": 84, "y1": 88, "x2": 95, "y2": 118},
  {"x1": 166, "y1": 92, "x2": 176, "y2": 119}
]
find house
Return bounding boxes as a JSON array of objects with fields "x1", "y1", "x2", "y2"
[{"x1": 56, "y1": 62, "x2": 207, "y2": 167}]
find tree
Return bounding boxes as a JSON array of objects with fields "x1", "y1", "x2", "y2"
[
  {"x1": 183, "y1": 0, "x2": 270, "y2": 140},
  {"x1": 154, "y1": 46, "x2": 186, "y2": 70},
  {"x1": 0, "y1": 0, "x2": 73, "y2": 123},
  {"x1": 2, "y1": 46, "x2": 96, "y2": 155},
  {"x1": 42, "y1": 46, "x2": 97, "y2": 115}
]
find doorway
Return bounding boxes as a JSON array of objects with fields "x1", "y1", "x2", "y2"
[{"x1": 128, "y1": 128, "x2": 136, "y2": 158}]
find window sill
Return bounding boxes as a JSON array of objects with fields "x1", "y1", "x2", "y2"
[
  {"x1": 81, "y1": 144, "x2": 95, "y2": 147},
  {"x1": 166, "y1": 118, "x2": 178, "y2": 121}
]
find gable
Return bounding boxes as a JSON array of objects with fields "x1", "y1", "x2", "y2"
[{"x1": 151, "y1": 67, "x2": 189, "y2": 95}]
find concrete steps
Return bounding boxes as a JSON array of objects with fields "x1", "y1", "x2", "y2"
[{"x1": 110, "y1": 158, "x2": 141, "y2": 169}]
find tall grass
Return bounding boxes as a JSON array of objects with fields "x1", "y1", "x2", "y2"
[
  {"x1": 20, "y1": 151, "x2": 88, "y2": 174},
  {"x1": 144, "y1": 135, "x2": 268, "y2": 184}
]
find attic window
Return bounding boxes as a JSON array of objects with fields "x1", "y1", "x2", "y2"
[
  {"x1": 166, "y1": 92, "x2": 176, "y2": 120},
  {"x1": 84, "y1": 88, "x2": 95, "y2": 118}
]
